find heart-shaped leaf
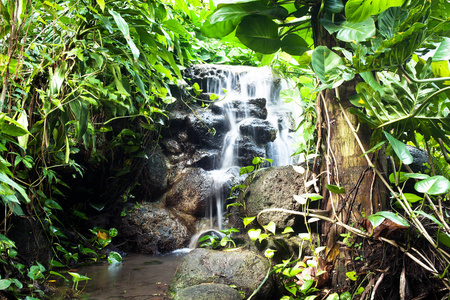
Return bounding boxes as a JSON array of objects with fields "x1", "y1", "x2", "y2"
[{"x1": 414, "y1": 175, "x2": 450, "y2": 195}]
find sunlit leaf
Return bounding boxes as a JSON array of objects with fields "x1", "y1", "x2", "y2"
[
  {"x1": 264, "y1": 221, "x2": 276, "y2": 234},
  {"x1": 248, "y1": 228, "x2": 261, "y2": 241},
  {"x1": 346, "y1": 271, "x2": 358, "y2": 281},
  {"x1": 433, "y1": 37, "x2": 450, "y2": 61},
  {"x1": 293, "y1": 194, "x2": 307, "y2": 204},
  {"x1": 282, "y1": 227, "x2": 294, "y2": 234},
  {"x1": 402, "y1": 193, "x2": 423, "y2": 203},
  {"x1": 414, "y1": 175, "x2": 450, "y2": 195},
  {"x1": 345, "y1": 0, "x2": 406, "y2": 23},
  {"x1": 336, "y1": 18, "x2": 376, "y2": 42},
  {"x1": 243, "y1": 217, "x2": 255, "y2": 227}
]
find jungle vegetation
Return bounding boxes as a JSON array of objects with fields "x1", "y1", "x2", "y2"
[{"x1": 1, "y1": 0, "x2": 450, "y2": 299}]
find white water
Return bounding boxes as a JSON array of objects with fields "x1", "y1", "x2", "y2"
[{"x1": 199, "y1": 65, "x2": 298, "y2": 230}]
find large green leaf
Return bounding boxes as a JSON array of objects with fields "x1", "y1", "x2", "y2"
[
  {"x1": 378, "y1": 7, "x2": 408, "y2": 38},
  {"x1": 109, "y1": 10, "x2": 140, "y2": 61},
  {"x1": 336, "y1": 18, "x2": 376, "y2": 42},
  {"x1": 281, "y1": 34, "x2": 310, "y2": 56},
  {"x1": 311, "y1": 46, "x2": 344, "y2": 84},
  {"x1": 369, "y1": 211, "x2": 410, "y2": 227},
  {"x1": 236, "y1": 15, "x2": 281, "y2": 54},
  {"x1": 201, "y1": 18, "x2": 238, "y2": 38},
  {"x1": 384, "y1": 131, "x2": 413, "y2": 165},
  {"x1": 414, "y1": 175, "x2": 450, "y2": 195},
  {"x1": 433, "y1": 37, "x2": 450, "y2": 61},
  {"x1": 0, "y1": 173, "x2": 30, "y2": 203},
  {"x1": 345, "y1": 0, "x2": 406, "y2": 23}
]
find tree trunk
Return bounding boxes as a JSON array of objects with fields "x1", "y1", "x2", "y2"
[{"x1": 311, "y1": 2, "x2": 388, "y2": 289}]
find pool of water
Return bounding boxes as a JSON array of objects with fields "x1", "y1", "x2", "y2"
[{"x1": 57, "y1": 251, "x2": 187, "y2": 299}]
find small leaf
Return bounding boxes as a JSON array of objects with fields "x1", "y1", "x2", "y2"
[
  {"x1": 0, "y1": 279, "x2": 11, "y2": 290},
  {"x1": 248, "y1": 229, "x2": 261, "y2": 241},
  {"x1": 325, "y1": 184, "x2": 346, "y2": 194},
  {"x1": 314, "y1": 246, "x2": 326, "y2": 254},
  {"x1": 437, "y1": 232, "x2": 450, "y2": 248},
  {"x1": 308, "y1": 217, "x2": 320, "y2": 223},
  {"x1": 325, "y1": 293, "x2": 339, "y2": 300},
  {"x1": 293, "y1": 194, "x2": 308, "y2": 204},
  {"x1": 302, "y1": 193, "x2": 324, "y2": 201},
  {"x1": 346, "y1": 271, "x2": 358, "y2": 281},
  {"x1": 264, "y1": 221, "x2": 276, "y2": 234},
  {"x1": 96, "y1": 0, "x2": 105, "y2": 11},
  {"x1": 371, "y1": 211, "x2": 410, "y2": 227},
  {"x1": 292, "y1": 165, "x2": 305, "y2": 174},
  {"x1": 403, "y1": 173, "x2": 429, "y2": 180},
  {"x1": 340, "y1": 291, "x2": 352, "y2": 299},
  {"x1": 107, "y1": 251, "x2": 122, "y2": 264},
  {"x1": 264, "y1": 248, "x2": 276, "y2": 258},
  {"x1": 282, "y1": 227, "x2": 294, "y2": 234},
  {"x1": 298, "y1": 233, "x2": 311, "y2": 240},
  {"x1": 243, "y1": 217, "x2": 255, "y2": 227}
]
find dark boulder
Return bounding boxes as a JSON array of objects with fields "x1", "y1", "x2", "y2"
[
  {"x1": 164, "y1": 168, "x2": 214, "y2": 217},
  {"x1": 169, "y1": 248, "x2": 273, "y2": 299},
  {"x1": 186, "y1": 108, "x2": 230, "y2": 149},
  {"x1": 118, "y1": 202, "x2": 190, "y2": 254},
  {"x1": 231, "y1": 165, "x2": 313, "y2": 230},
  {"x1": 235, "y1": 136, "x2": 266, "y2": 167},
  {"x1": 239, "y1": 118, "x2": 277, "y2": 144}
]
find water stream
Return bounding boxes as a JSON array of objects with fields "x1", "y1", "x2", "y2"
[
  {"x1": 59, "y1": 65, "x2": 299, "y2": 299},
  {"x1": 200, "y1": 65, "x2": 298, "y2": 229},
  {"x1": 55, "y1": 252, "x2": 186, "y2": 300}
]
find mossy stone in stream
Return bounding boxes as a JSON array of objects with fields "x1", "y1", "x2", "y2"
[
  {"x1": 173, "y1": 283, "x2": 242, "y2": 300},
  {"x1": 169, "y1": 248, "x2": 272, "y2": 299}
]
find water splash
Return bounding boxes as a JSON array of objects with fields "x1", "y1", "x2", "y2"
[{"x1": 191, "y1": 65, "x2": 298, "y2": 230}]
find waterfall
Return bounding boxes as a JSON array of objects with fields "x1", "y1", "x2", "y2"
[{"x1": 186, "y1": 65, "x2": 298, "y2": 230}]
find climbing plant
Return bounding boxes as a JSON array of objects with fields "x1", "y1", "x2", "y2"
[
  {"x1": 0, "y1": 0, "x2": 232, "y2": 297},
  {"x1": 200, "y1": 0, "x2": 450, "y2": 297}
]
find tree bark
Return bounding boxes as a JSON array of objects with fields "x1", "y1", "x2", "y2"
[{"x1": 311, "y1": 1, "x2": 388, "y2": 289}]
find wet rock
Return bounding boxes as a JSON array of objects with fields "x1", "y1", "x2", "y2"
[
  {"x1": 118, "y1": 202, "x2": 190, "y2": 254},
  {"x1": 186, "y1": 108, "x2": 230, "y2": 149},
  {"x1": 235, "y1": 136, "x2": 266, "y2": 167},
  {"x1": 232, "y1": 165, "x2": 311, "y2": 230},
  {"x1": 164, "y1": 168, "x2": 214, "y2": 217},
  {"x1": 230, "y1": 98, "x2": 268, "y2": 121},
  {"x1": 239, "y1": 118, "x2": 277, "y2": 144},
  {"x1": 169, "y1": 248, "x2": 273, "y2": 299},
  {"x1": 189, "y1": 149, "x2": 220, "y2": 170},
  {"x1": 137, "y1": 145, "x2": 169, "y2": 200},
  {"x1": 173, "y1": 283, "x2": 243, "y2": 300},
  {"x1": 405, "y1": 145, "x2": 430, "y2": 173}
]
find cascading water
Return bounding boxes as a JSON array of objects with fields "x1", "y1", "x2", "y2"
[{"x1": 186, "y1": 65, "x2": 299, "y2": 230}]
